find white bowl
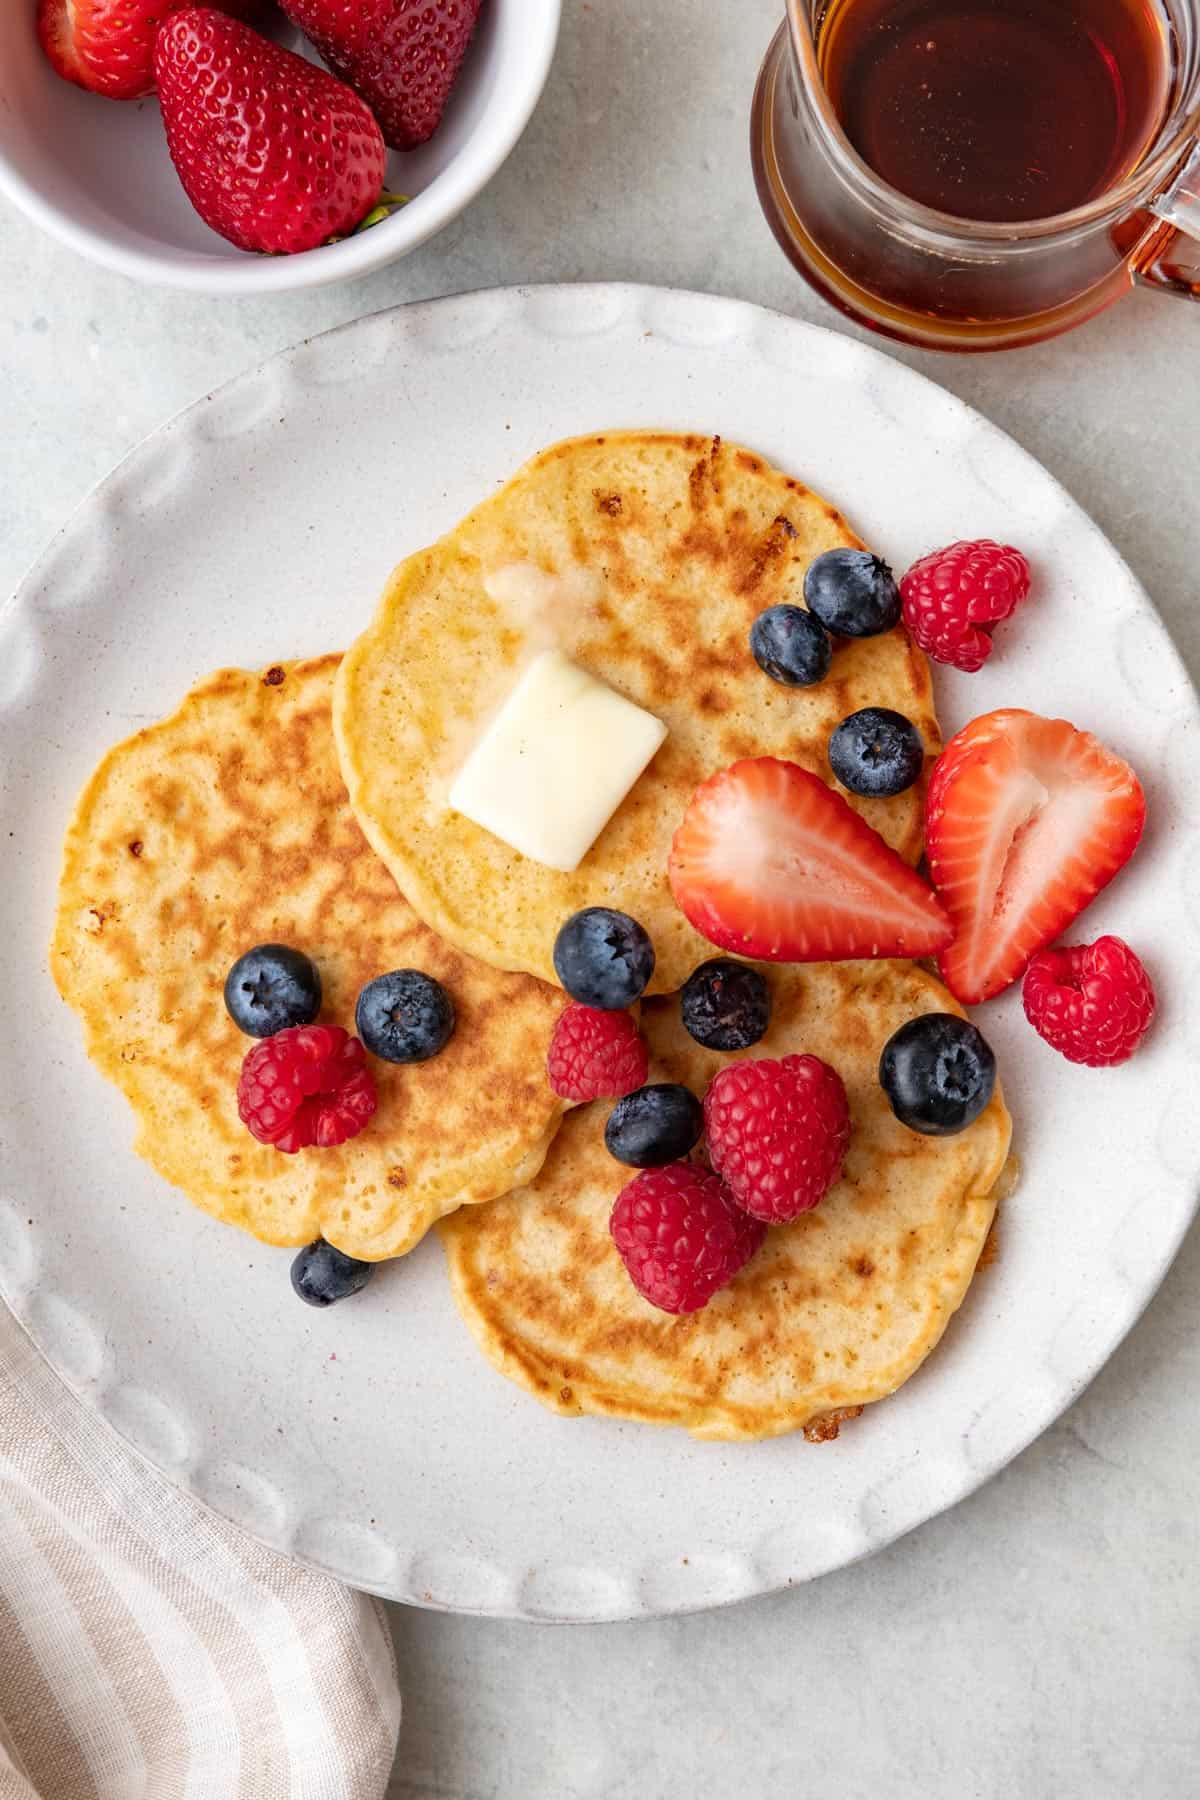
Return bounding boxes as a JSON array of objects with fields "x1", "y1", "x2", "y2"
[{"x1": 0, "y1": 2, "x2": 560, "y2": 294}]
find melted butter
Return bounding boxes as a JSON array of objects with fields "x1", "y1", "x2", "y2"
[
  {"x1": 482, "y1": 561, "x2": 605, "y2": 651},
  {"x1": 426, "y1": 562, "x2": 606, "y2": 815},
  {"x1": 992, "y1": 1150, "x2": 1022, "y2": 1204}
]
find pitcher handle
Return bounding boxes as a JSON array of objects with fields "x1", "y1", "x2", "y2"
[{"x1": 1134, "y1": 137, "x2": 1200, "y2": 298}]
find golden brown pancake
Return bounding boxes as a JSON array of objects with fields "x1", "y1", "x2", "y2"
[
  {"x1": 334, "y1": 432, "x2": 939, "y2": 994},
  {"x1": 50, "y1": 657, "x2": 568, "y2": 1261},
  {"x1": 441, "y1": 960, "x2": 1012, "y2": 1439}
]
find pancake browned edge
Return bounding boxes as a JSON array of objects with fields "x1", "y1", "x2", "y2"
[
  {"x1": 441, "y1": 960, "x2": 1013, "y2": 1441},
  {"x1": 50, "y1": 656, "x2": 569, "y2": 1261},
  {"x1": 334, "y1": 431, "x2": 939, "y2": 995}
]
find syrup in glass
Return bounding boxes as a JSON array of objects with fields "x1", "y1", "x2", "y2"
[{"x1": 819, "y1": 0, "x2": 1173, "y2": 221}]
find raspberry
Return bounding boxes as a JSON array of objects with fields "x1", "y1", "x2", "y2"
[
  {"x1": 704, "y1": 1054, "x2": 850, "y2": 1222},
  {"x1": 610, "y1": 1163, "x2": 766, "y2": 1314},
  {"x1": 546, "y1": 1004, "x2": 648, "y2": 1102},
  {"x1": 900, "y1": 540, "x2": 1030, "y2": 672},
  {"x1": 1022, "y1": 935, "x2": 1155, "y2": 1067},
  {"x1": 237, "y1": 1024, "x2": 377, "y2": 1153}
]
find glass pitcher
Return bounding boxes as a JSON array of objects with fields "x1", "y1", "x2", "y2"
[{"x1": 752, "y1": 0, "x2": 1200, "y2": 350}]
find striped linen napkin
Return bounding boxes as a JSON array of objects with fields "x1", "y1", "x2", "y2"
[{"x1": 0, "y1": 1305, "x2": 401, "y2": 1800}]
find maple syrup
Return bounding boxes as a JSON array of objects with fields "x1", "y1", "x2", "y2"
[{"x1": 818, "y1": 0, "x2": 1173, "y2": 221}]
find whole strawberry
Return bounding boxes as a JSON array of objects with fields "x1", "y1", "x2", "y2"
[
  {"x1": 704, "y1": 1054, "x2": 851, "y2": 1223},
  {"x1": 155, "y1": 9, "x2": 387, "y2": 255},
  {"x1": 277, "y1": 0, "x2": 484, "y2": 150},
  {"x1": 38, "y1": 0, "x2": 265, "y2": 102}
]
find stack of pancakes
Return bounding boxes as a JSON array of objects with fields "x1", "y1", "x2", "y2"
[{"x1": 53, "y1": 433, "x2": 1011, "y2": 1440}]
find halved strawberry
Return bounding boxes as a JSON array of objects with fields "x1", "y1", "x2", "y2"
[
  {"x1": 668, "y1": 758, "x2": 953, "y2": 963},
  {"x1": 926, "y1": 709, "x2": 1145, "y2": 1004}
]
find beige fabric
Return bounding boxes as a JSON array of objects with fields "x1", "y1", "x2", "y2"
[
  {"x1": 0, "y1": 1303, "x2": 401, "y2": 1800},
  {"x1": 0, "y1": 1741, "x2": 39, "y2": 1800}
]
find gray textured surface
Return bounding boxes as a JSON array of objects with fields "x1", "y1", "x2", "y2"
[{"x1": 2, "y1": 2, "x2": 1196, "y2": 1795}]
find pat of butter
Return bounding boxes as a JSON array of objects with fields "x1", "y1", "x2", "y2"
[{"x1": 448, "y1": 650, "x2": 667, "y2": 872}]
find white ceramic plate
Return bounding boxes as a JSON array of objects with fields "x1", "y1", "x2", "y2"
[{"x1": 2, "y1": 286, "x2": 1197, "y2": 1622}]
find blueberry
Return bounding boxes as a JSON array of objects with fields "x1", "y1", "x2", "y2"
[
  {"x1": 604, "y1": 1083, "x2": 704, "y2": 1167},
  {"x1": 355, "y1": 970, "x2": 455, "y2": 1064},
  {"x1": 290, "y1": 1240, "x2": 375, "y2": 1308},
  {"x1": 680, "y1": 958, "x2": 771, "y2": 1051},
  {"x1": 224, "y1": 943, "x2": 321, "y2": 1038},
  {"x1": 829, "y1": 707, "x2": 925, "y2": 798},
  {"x1": 804, "y1": 548, "x2": 902, "y2": 638},
  {"x1": 553, "y1": 908, "x2": 655, "y2": 1009},
  {"x1": 879, "y1": 1013, "x2": 996, "y2": 1137},
  {"x1": 749, "y1": 604, "x2": 832, "y2": 687}
]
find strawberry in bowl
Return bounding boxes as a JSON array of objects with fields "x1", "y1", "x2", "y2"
[
  {"x1": 155, "y1": 10, "x2": 391, "y2": 255},
  {"x1": 14, "y1": 0, "x2": 561, "y2": 290},
  {"x1": 277, "y1": 0, "x2": 485, "y2": 149},
  {"x1": 37, "y1": 0, "x2": 265, "y2": 101}
]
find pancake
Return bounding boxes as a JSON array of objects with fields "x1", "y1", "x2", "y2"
[
  {"x1": 440, "y1": 960, "x2": 1012, "y2": 1440},
  {"x1": 51, "y1": 657, "x2": 568, "y2": 1261},
  {"x1": 334, "y1": 432, "x2": 939, "y2": 995}
]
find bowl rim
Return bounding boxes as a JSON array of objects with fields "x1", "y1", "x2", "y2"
[{"x1": 0, "y1": 0, "x2": 562, "y2": 295}]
